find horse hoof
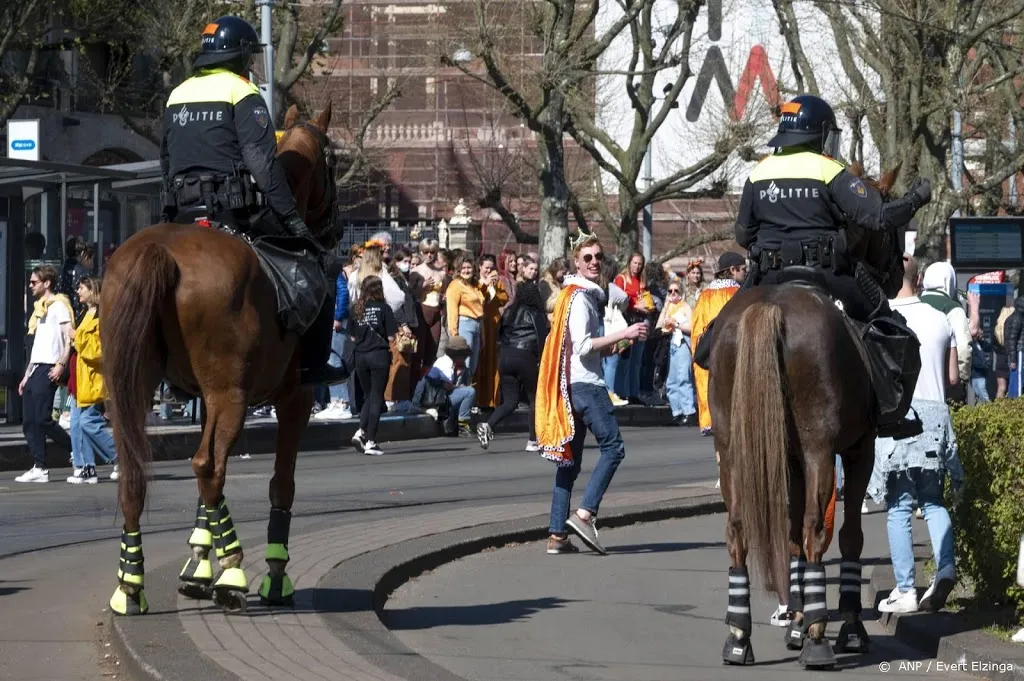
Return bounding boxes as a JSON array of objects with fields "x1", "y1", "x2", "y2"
[
  {"x1": 836, "y1": 620, "x2": 870, "y2": 653},
  {"x1": 258, "y1": 573, "x2": 295, "y2": 607},
  {"x1": 178, "y1": 580, "x2": 213, "y2": 601},
  {"x1": 110, "y1": 585, "x2": 149, "y2": 616},
  {"x1": 213, "y1": 587, "x2": 248, "y2": 615},
  {"x1": 784, "y1": 619, "x2": 806, "y2": 651},
  {"x1": 798, "y1": 637, "x2": 836, "y2": 669},
  {"x1": 722, "y1": 631, "x2": 755, "y2": 665}
]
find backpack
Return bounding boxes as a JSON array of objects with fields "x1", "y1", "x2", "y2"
[{"x1": 995, "y1": 306, "x2": 1014, "y2": 346}]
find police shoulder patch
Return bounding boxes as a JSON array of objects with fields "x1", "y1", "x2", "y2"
[
  {"x1": 849, "y1": 177, "x2": 867, "y2": 198},
  {"x1": 253, "y1": 106, "x2": 269, "y2": 129}
]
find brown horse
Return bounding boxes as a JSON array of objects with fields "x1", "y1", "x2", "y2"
[
  {"x1": 101, "y1": 103, "x2": 338, "y2": 616},
  {"x1": 709, "y1": 167, "x2": 906, "y2": 668}
]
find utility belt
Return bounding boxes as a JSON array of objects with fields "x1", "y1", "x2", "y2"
[
  {"x1": 170, "y1": 172, "x2": 258, "y2": 214},
  {"x1": 753, "y1": 234, "x2": 848, "y2": 275}
]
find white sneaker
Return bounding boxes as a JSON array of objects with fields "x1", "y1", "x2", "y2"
[
  {"x1": 59, "y1": 412, "x2": 71, "y2": 431},
  {"x1": 351, "y1": 429, "x2": 366, "y2": 453},
  {"x1": 877, "y1": 586, "x2": 919, "y2": 613},
  {"x1": 920, "y1": 567, "x2": 956, "y2": 612},
  {"x1": 337, "y1": 406, "x2": 353, "y2": 419},
  {"x1": 715, "y1": 478, "x2": 721, "y2": 489},
  {"x1": 1012, "y1": 627, "x2": 1024, "y2": 643},
  {"x1": 313, "y1": 402, "x2": 345, "y2": 421},
  {"x1": 363, "y1": 441, "x2": 383, "y2": 456},
  {"x1": 425, "y1": 408, "x2": 439, "y2": 419},
  {"x1": 862, "y1": 501, "x2": 870, "y2": 514},
  {"x1": 110, "y1": 465, "x2": 120, "y2": 481},
  {"x1": 608, "y1": 391, "x2": 628, "y2": 407},
  {"x1": 770, "y1": 603, "x2": 794, "y2": 627},
  {"x1": 525, "y1": 440, "x2": 540, "y2": 452},
  {"x1": 67, "y1": 466, "x2": 98, "y2": 484},
  {"x1": 477, "y1": 423, "x2": 493, "y2": 450},
  {"x1": 15, "y1": 466, "x2": 49, "y2": 483}
]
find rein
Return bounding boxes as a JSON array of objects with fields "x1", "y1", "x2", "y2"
[{"x1": 282, "y1": 122, "x2": 339, "y2": 244}]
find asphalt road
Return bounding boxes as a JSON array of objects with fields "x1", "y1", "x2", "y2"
[{"x1": 0, "y1": 424, "x2": 717, "y2": 681}]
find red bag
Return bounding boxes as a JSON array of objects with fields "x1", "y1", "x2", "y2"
[{"x1": 67, "y1": 350, "x2": 78, "y2": 398}]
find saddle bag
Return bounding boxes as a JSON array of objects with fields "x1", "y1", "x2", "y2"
[
  {"x1": 251, "y1": 235, "x2": 329, "y2": 334},
  {"x1": 852, "y1": 312, "x2": 922, "y2": 432}
]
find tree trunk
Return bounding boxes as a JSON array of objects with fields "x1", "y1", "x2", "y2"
[
  {"x1": 537, "y1": 98, "x2": 571, "y2": 269},
  {"x1": 617, "y1": 190, "x2": 640, "y2": 257}
]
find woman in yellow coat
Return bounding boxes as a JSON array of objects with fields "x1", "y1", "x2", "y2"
[
  {"x1": 474, "y1": 254, "x2": 508, "y2": 408},
  {"x1": 690, "y1": 253, "x2": 746, "y2": 435}
]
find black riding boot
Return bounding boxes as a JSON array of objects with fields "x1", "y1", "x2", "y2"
[{"x1": 299, "y1": 298, "x2": 349, "y2": 386}]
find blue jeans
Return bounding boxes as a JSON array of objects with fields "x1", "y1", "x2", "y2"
[
  {"x1": 665, "y1": 339, "x2": 695, "y2": 417},
  {"x1": 624, "y1": 339, "x2": 646, "y2": 398},
  {"x1": 457, "y1": 316, "x2": 482, "y2": 386},
  {"x1": 548, "y1": 383, "x2": 626, "y2": 534},
  {"x1": 835, "y1": 454, "x2": 844, "y2": 492},
  {"x1": 885, "y1": 468, "x2": 954, "y2": 591},
  {"x1": 447, "y1": 386, "x2": 476, "y2": 428},
  {"x1": 971, "y1": 373, "x2": 990, "y2": 403},
  {"x1": 70, "y1": 397, "x2": 88, "y2": 468},
  {"x1": 329, "y1": 329, "x2": 351, "y2": 403},
  {"x1": 80, "y1": 403, "x2": 117, "y2": 465}
]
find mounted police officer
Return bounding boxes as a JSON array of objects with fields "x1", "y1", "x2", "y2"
[
  {"x1": 734, "y1": 94, "x2": 931, "y2": 434},
  {"x1": 160, "y1": 16, "x2": 345, "y2": 386}
]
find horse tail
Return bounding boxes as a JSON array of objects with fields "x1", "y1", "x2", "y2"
[
  {"x1": 731, "y1": 301, "x2": 790, "y2": 593},
  {"x1": 102, "y1": 243, "x2": 179, "y2": 517}
]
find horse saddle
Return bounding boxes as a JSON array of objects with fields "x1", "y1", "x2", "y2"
[{"x1": 251, "y1": 235, "x2": 329, "y2": 335}]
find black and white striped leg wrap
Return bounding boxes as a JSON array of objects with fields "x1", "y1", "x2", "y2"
[
  {"x1": 838, "y1": 560, "x2": 862, "y2": 614},
  {"x1": 802, "y1": 563, "x2": 828, "y2": 625},
  {"x1": 789, "y1": 556, "x2": 805, "y2": 612},
  {"x1": 725, "y1": 567, "x2": 752, "y2": 633}
]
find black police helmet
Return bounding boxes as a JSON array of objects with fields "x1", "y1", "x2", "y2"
[
  {"x1": 767, "y1": 95, "x2": 840, "y2": 155},
  {"x1": 193, "y1": 16, "x2": 263, "y2": 70}
]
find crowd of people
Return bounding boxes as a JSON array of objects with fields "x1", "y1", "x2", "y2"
[{"x1": 302, "y1": 230, "x2": 752, "y2": 456}]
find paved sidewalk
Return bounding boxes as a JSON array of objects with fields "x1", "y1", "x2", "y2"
[{"x1": 384, "y1": 511, "x2": 976, "y2": 681}]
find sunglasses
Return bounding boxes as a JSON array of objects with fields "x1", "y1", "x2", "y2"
[
  {"x1": 582, "y1": 252, "x2": 604, "y2": 264},
  {"x1": 668, "y1": 288, "x2": 681, "y2": 294}
]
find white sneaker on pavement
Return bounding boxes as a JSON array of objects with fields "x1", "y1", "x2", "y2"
[
  {"x1": 770, "y1": 603, "x2": 794, "y2": 627},
  {"x1": 67, "y1": 466, "x2": 98, "y2": 484},
  {"x1": 15, "y1": 466, "x2": 49, "y2": 483},
  {"x1": 525, "y1": 440, "x2": 540, "y2": 452},
  {"x1": 1012, "y1": 627, "x2": 1024, "y2": 643},
  {"x1": 110, "y1": 465, "x2": 120, "y2": 481},
  {"x1": 919, "y1": 567, "x2": 956, "y2": 612},
  {"x1": 363, "y1": 441, "x2": 383, "y2": 456},
  {"x1": 877, "y1": 586, "x2": 918, "y2": 613},
  {"x1": 351, "y1": 429, "x2": 366, "y2": 453}
]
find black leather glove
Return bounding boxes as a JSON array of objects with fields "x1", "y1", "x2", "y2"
[
  {"x1": 907, "y1": 177, "x2": 932, "y2": 210},
  {"x1": 285, "y1": 216, "x2": 326, "y2": 253}
]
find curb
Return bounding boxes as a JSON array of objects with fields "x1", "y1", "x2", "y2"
[
  {"x1": 109, "y1": 492, "x2": 723, "y2": 681},
  {"x1": 0, "y1": 405, "x2": 677, "y2": 473},
  {"x1": 869, "y1": 563, "x2": 1024, "y2": 680},
  {"x1": 317, "y1": 494, "x2": 726, "y2": 681}
]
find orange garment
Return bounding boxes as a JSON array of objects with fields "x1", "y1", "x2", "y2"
[
  {"x1": 691, "y1": 279, "x2": 740, "y2": 430},
  {"x1": 445, "y1": 278, "x2": 485, "y2": 336},
  {"x1": 534, "y1": 284, "x2": 583, "y2": 466},
  {"x1": 474, "y1": 281, "x2": 508, "y2": 408},
  {"x1": 823, "y1": 471, "x2": 838, "y2": 553}
]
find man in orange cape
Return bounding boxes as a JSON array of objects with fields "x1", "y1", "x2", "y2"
[
  {"x1": 691, "y1": 252, "x2": 747, "y2": 434},
  {"x1": 535, "y1": 235, "x2": 647, "y2": 556}
]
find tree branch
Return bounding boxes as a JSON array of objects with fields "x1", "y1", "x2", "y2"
[
  {"x1": 655, "y1": 227, "x2": 732, "y2": 263},
  {"x1": 280, "y1": 0, "x2": 344, "y2": 90},
  {"x1": 771, "y1": 0, "x2": 819, "y2": 94}
]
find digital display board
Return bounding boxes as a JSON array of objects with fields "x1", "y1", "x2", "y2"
[{"x1": 949, "y1": 217, "x2": 1024, "y2": 271}]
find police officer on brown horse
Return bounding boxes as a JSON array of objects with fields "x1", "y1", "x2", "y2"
[
  {"x1": 160, "y1": 16, "x2": 345, "y2": 386},
  {"x1": 735, "y1": 94, "x2": 931, "y2": 434}
]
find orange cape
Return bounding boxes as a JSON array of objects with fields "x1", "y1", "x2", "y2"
[{"x1": 534, "y1": 284, "x2": 584, "y2": 467}]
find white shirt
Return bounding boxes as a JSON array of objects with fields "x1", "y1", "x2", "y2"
[
  {"x1": 890, "y1": 296, "x2": 955, "y2": 403},
  {"x1": 565, "y1": 275, "x2": 606, "y2": 387},
  {"x1": 427, "y1": 355, "x2": 458, "y2": 384},
  {"x1": 30, "y1": 297, "x2": 71, "y2": 366}
]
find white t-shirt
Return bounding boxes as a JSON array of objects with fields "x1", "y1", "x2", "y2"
[
  {"x1": 30, "y1": 298, "x2": 71, "y2": 366},
  {"x1": 890, "y1": 296, "x2": 955, "y2": 403},
  {"x1": 565, "y1": 276, "x2": 606, "y2": 387},
  {"x1": 427, "y1": 355, "x2": 458, "y2": 384}
]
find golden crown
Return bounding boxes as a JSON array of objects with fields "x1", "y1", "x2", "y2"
[{"x1": 569, "y1": 229, "x2": 597, "y2": 251}]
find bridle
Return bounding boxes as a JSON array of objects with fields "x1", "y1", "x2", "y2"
[{"x1": 285, "y1": 122, "x2": 339, "y2": 246}]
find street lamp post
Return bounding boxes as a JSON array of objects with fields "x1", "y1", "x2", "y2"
[{"x1": 638, "y1": 83, "x2": 679, "y2": 261}]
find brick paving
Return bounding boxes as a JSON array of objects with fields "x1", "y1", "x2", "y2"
[{"x1": 171, "y1": 485, "x2": 717, "y2": 681}]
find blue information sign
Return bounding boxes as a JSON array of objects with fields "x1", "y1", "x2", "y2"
[{"x1": 949, "y1": 217, "x2": 1024, "y2": 271}]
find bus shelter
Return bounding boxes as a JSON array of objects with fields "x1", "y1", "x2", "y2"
[{"x1": 0, "y1": 157, "x2": 162, "y2": 423}]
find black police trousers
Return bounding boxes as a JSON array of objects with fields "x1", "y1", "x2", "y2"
[{"x1": 299, "y1": 295, "x2": 334, "y2": 372}]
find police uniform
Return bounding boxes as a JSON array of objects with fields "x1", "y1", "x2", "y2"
[
  {"x1": 734, "y1": 149, "x2": 915, "y2": 321},
  {"x1": 161, "y1": 69, "x2": 298, "y2": 231}
]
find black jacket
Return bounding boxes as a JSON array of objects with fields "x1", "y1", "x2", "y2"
[
  {"x1": 497, "y1": 305, "x2": 549, "y2": 356},
  {"x1": 1003, "y1": 297, "x2": 1024, "y2": 356}
]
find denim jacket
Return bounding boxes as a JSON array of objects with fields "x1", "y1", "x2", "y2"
[{"x1": 867, "y1": 399, "x2": 966, "y2": 504}]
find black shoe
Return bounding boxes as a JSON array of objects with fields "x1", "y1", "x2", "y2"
[{"x1": 300, "y1": 364, "x2": 349, "y2": 386}]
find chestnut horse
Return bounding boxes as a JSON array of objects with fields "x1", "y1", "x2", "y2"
[
  {"x1": 102, "y1": 103, "x2": 338, "y2": 616},
  {"x1": 709, "y1": 166, "x2": 906, "y2": 668}
]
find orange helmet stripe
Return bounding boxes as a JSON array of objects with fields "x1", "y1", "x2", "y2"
[
  {"x1": 780, "y1": 101, "x2": 802, "y2": 114},
  {"x1": 203, "y1": 23, "x2": 220, "y2": 35}
]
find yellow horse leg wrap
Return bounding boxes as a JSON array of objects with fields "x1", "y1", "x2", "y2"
[
  {"x1": 207, "y1": 498, "x2": 242, "y2": 560},
  {"x1": 187, "y1": 498, "x2": 214, "y2": 548},
  {"x1": 180, "y1": 555, "x2": 214, "y2": 583},
  {"x1": 258, "y1": 573, "x2": 295, "y2": 605},
  {"x1": 117, "y1": 529, "x2": 145, "y2": 588},
  {"x1": 110, "y1": 584, "x2": 149, "y2": 616},
  {"x1": 213, "y1": 566, "x2": 249, "y2": 591}
]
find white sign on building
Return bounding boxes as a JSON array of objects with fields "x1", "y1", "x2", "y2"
[
  {"x1": 6, "y1": 119, "x2": 41, "y2": 162},
  {"x1": 597, "y1": 0, "x2": 882, "y2": 191}
]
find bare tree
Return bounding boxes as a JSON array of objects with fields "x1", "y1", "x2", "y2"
[{"x1": 773, "y1": 0, "x2": 1024, "y2": 259}]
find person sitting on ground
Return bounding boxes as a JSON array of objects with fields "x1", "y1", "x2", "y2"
[{"x1": 412, "y1": 336, "x2": 477, "y2": 436}]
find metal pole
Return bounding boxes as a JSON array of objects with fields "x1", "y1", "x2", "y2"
[
  {"x1": 1010, "y1": 116, "x2": 1018, "y2": 209},
  {"x1": 60, "y1": 177, "x2": 67, "y2": 252},
  {"x1": 259, "y1": 0, "x2": 275, "y2": 117},
  {"x1": 92, "y1": 182, "x2": 100, "y2": 244},
  {"x1": 642, "y1": 142, "x2": 653, "y2": 261}
]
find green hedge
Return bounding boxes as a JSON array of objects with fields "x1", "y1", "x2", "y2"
[{"x1": 951, "y1": 400, "x2": 1024, "y2": 611}]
